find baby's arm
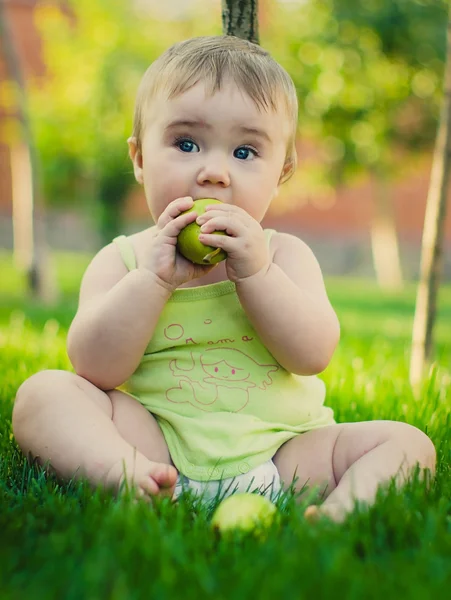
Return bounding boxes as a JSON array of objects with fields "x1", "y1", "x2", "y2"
[
  {"x1": 67, "y1": 245, "x2": 171, "y2": 390},
  {"x1": 67, "y1": 197, "x2": 214, "y2": 390},
  {"x1": 235, "y1": 233, "x2": 340, "y2": 376}
]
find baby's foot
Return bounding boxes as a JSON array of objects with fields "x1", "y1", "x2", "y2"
[
  {"x1": 105, "y1": 452, "x2": 178, "y2": 500},
  {"x1": 304, "y1": 503, "x2": 347, "y2": 523}
]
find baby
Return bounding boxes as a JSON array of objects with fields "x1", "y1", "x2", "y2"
[{"x1": 12, "y1": 36, "x2": 435, "y2": 521}]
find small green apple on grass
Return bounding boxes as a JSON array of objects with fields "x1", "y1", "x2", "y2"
[
  {"x1": 211, "y1": 493, "x2": 278, "y2": 536},
  {"x1": 177, "y1": 198, "x2": 228, "y2": 265}
]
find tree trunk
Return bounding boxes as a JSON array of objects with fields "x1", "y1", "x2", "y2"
[
  {"x1": 222, "y1": 0, "x2": 259, "y2": 44},
  {"x1": 370, "y1": 173, "x2": 403, "y2": 291},
  {"x1": 410, "y1": 7, "x2": 451, "y2": 390},
  {"x1": 0, "y1": 0, "x2": 57, "y2": 303}
]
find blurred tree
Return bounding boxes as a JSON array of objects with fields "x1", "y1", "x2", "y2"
[
  {"x1": 0, "y1": 0, "x2": 57, "y2": 303},
  {"x1": 222, "y1": 0, "x2": 259, "y2": 44},
  {"x1": 410, "y1": 2, "x2": 451, "y2": 390},
  {"x1": 264, "y1": 0, "x2": 447, "y2": 289}
]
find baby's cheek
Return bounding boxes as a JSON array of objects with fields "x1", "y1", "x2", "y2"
[{"x1": 145, "y1": 167, "x2": 185, "y2": 204}]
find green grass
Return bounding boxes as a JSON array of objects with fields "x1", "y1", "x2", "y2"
[{"x1": 1, "y1": 250, "x2": 451, "y2": 598}]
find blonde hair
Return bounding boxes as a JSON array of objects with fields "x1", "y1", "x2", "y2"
[{"x1": 132, "y1": 35, "x2": 298, "y2": 183}]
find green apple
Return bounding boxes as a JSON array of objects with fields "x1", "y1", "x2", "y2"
[
  {"x1": 211, "y1": 493, "x2": 278, "y2": 535},
  {"x1": 177, "y1": 198, "x2": 227, "y2": 265}
]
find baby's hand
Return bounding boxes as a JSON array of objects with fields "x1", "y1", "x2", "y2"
[
  {"x1": 196, "y1": 204, "x2": 270, "y2": 282},
  {"x1": 141, "y1": 196, "x2": 216, "y2": 291}
]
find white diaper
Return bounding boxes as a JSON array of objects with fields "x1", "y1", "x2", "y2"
[{"x1": 173, "y1": 459, "x2": 281, "y2": 504}]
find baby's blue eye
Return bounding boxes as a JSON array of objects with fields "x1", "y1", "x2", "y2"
[
  {"x1": 234, "y1": 146, "x2": 255, "y2": 160},
  {"x1": 177, "y1": 139, "x2": 199, "y2": 153}
]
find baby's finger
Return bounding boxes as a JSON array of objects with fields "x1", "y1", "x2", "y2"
[
  {"x1": 198, "y1": 231, "x2": 235, "y2": 253},
  {"x1": 157, "y1": 196, "x2": 194, "y2": 229},
  {"x1": 161, "y1": 210, "x2": 199, "y2": 239},
  {"x1": 199, "y1": 215, "x2": 245, "y2": 237},
  {"x1": 204, "y1": 203, "x2": 248, "y2": 217}
]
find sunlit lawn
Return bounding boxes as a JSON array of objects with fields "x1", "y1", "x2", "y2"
[{"x1": 1, "y1": 249, "x2": 450, "y2": 598}]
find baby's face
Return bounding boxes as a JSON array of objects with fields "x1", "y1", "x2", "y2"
[{"x1": 130, "y1": 79, "x2": 291, "y2": 223}]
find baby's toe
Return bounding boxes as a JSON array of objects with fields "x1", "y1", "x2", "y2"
[
  {"x1": 304, "y1": 505, "x2": 321, "y2": 522},
  {"x1": 151, "y1": 463, "x2": 178, "y2": 496},
  {"x1": 152, "y1": 463, "x2": 178, "y2": 489},
  {"x1": 138, "y1": 475, "x2": 160, "y2": 497},
  {"x1": 305, "y1": 503, "x2": 347, "y2": 523}
]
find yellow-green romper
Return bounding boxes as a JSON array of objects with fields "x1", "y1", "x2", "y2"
[{"x1": 113, "y1": 230, "x2": 335, "y2": 483}]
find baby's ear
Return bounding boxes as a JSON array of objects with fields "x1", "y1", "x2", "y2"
[
  {"x1": 127, "y1": 136, "x2": 144, "y2": 184},
  {"x1": 279, "y1": 156, "x2": 295, "y2": 184}
]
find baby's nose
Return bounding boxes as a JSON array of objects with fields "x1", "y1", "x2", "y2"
[{"x1": 197, "y1": 156, "x2": 230, "y2": 187}]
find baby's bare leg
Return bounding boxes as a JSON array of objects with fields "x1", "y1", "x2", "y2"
[
  {"x1": 274, "y1": 420, "x2": 436, "y2": 521},
  {"x1": 12, "y1": 370, "x2": 177, "y2": 498}
]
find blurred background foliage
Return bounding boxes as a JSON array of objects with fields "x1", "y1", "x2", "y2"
[
  {"x1": 27, "y1": 0, "x2": 448, "y2": 240},
  {"x1": 267, "y1": 0, "x2": 447, "y2": 199}
]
